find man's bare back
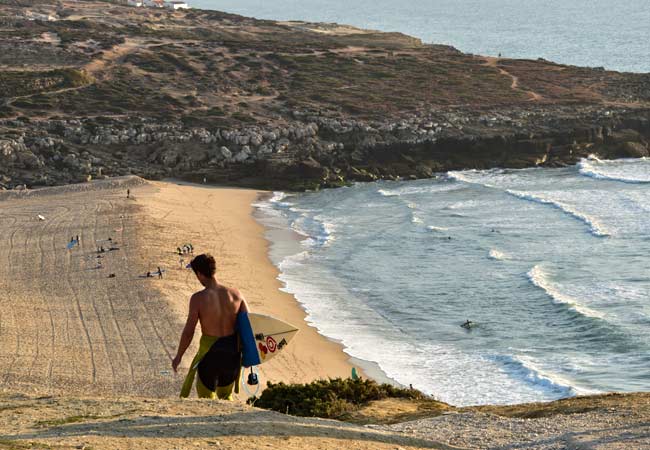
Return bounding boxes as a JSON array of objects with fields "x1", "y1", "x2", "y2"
[
  {"x1": 193, "y1": 285, "x2": 245, "y2": 337},
  {"x1": 172, "y1": 253, "x2": 249, "y2": 378}
]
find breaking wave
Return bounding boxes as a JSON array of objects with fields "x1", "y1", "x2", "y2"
[
  {"x1": 578, "y1": 156, "x2": 650, "y2": 184},
  {"x1": 491, "y1": 354, "x2": 595, "y2": 398},
  {"x1": 527, "y1": 265, "x2": 605, "y2": 319},
  {"x1": 506, "y1": 190, "x2": 610, "y2": 237}
]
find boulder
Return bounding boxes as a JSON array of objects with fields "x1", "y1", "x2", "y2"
[
  {"x1": 17, "y1": 151, "x2": 43, "y2": 169},
  {"x1": 220, "y1": 146, "x2": 232, "y2": 159},
  {"x1": 250, "y1": 133, "x2": 263, "y2": 146},
  {"x1": 63, "y1": 153, "x2": 81, "y2": 169},
  {"x1": 298, "y1": 158, "x2": 327, "y2": 179},
  {"x1": 619, "y1": 141, "x2": 649, "y2": 158},
  {"x1": 233, "y1": 146, "x2": 251, "y2": 162}
]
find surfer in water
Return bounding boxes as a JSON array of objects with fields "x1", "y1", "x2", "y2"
[
  {"x1": 173, "y1": 253, "x2": 250, "y2": 400},
  {"x1": 461, "y1": 320, "x2": 475, "y2": 330}
]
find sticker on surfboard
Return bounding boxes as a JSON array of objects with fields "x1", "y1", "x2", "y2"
[{"x1": 237, "y1": 312, "x2": 298, "y2": 367}]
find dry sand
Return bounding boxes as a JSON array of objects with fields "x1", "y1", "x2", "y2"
[
  {"x1": 140, "y1": 179, "x2": 356, "y2": 388},
  {"x1": 0, "y1": 176, "x2": 354, "y2": 400}
]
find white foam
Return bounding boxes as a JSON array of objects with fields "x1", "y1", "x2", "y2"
[
  {"x1": 377, "y1": 183, "x2": 461, "y2": 198},
  {"x1": 491, "y1": 354, "x2": 597, "y2": 397},
  {"x1": 447, "y1": 169, "x2": 499, "y2": 188},
  {"x1": 527, "y1": 265, "x2": 605, "y2": 319},
  {"x1": 277, "y1": 250, "x2": 310, "y2": 270},
  {"x1": 411, "y1": 214, "x2": 424, "y2": 224},
  {"x1": 276, "y1": 257, "x2": 578, "y2": 405},
  {"x1": 488, "y1": 249, "x2": 508, "y2": 260},
  {"x1": 426, "y1": 225, "x2": 449, "y2": 232},
  {"x1": 377, "y1": 188, "x2": 397, "y2": 197},
  {"x1": 447, "y1": 199, "x2": 480, "y2": 210},
  {"x1": 253, "y1": 192, "x2": 292, "y2": 221},
  {"x1": 291, "y1": 214, "x2": 336, "y2": 248},
  {"x1": 578, "y1": 156, "x2": 650, "y2": 184},
  {"x1": 506, "y1": 189, "x2": 610, "y2": 237},
  {"x1": 447, "y1": 170, "x2": 478, "y2": 184}
]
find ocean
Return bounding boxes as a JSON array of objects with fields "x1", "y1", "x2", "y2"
[
  {"x1": 193, "y1": 0, "x2": 650, "y2": 73},
  {"x1": 255, "y1": 158, "x2": 650, "y2": 406}
]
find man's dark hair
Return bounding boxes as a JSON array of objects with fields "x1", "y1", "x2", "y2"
[{"x1": 190, "y1": 253, "x2": 216, "y2": 277}]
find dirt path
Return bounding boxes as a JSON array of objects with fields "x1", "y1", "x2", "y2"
[
  {"x1": 3, "y1": 38, "x2": 145, "y2": 108},
  {"x1": 83, "y1": 38, "x2": 143, "y2": 76},
  {"x1": 483, "y1": 56, "x2": 543, "y2": 101}
]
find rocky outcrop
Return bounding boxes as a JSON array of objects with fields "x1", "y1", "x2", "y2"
[{"x1": 1, "y1": 105, "x2": 649, "y2": 191}]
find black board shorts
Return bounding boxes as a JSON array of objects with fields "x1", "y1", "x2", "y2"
[{"x1": 197, "y1": 333, "x2": 241, "y2": 391}]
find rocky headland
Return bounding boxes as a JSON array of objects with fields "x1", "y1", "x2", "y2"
[{"x1": 1, "y1": 0, "x2": 650, "y2": 190}]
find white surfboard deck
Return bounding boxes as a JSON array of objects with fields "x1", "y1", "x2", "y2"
[{"x1": 247, "y1": 313, "x2": 299, "y2": 364}]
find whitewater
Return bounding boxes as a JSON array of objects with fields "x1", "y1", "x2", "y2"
[{"x1": 256, "y1": 158, "x2": 650, "y2": 406}]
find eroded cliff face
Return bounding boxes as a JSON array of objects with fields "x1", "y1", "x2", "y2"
[
  {"x1": 2, "y1": 105, "x2": 648, "y2": 191},
  {"x1": 1, "y1": 1, "x2": 649, "y2": 190}
]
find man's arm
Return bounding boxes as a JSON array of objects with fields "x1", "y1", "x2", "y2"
[{"x1": 172, "y1": 293, "x2": 200, "y2": 372}]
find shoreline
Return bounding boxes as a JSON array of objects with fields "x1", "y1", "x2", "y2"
[
  {"x1": 252, "y1": 190, "x2": 398, "y2": 385},
  {"x1": 0, "y1": 177, "x2": 361, "y2": 399},
  {"x1": 142, "y1": 180, "x2": 360, "y2": 389}
]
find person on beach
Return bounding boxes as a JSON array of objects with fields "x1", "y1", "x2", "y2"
[
  {"x1": 157, "y1": 266, "x2": 163, "y2": 279},
  {"x1": 173, "y1": 253, "x2": 249, "y2": 400},
  {"x1": 127, "y1": 189, "x2": 130, "y2": 199}
]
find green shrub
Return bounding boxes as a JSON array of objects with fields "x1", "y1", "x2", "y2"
[{"x1": 251, "y1": 377, "x2": 425, "y2": 419}]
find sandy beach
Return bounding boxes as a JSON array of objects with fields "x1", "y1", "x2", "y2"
[{"x1": 0, "y1": 177, "x2": 353, "y2": 400}]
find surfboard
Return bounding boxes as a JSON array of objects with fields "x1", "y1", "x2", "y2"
[{"x1": 237, "y1": 312, "x2": 298, "y2": 367}]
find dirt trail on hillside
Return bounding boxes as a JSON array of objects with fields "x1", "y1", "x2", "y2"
[
  {"x1": 483, "y1": 56, "x2": 543, "y2": 101},
  {"x1": 83, "y1": 38, "x2": 143, "y2": 76}
]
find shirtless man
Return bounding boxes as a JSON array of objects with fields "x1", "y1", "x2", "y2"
[{"x1": 172, "y1": 253, "x2": 249, "y2": 400}]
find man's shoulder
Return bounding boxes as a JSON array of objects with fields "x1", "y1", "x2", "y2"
[
  {"x1": 191, "y1": 289, "x2": 208, "y2": 301},
  {"x1": 218, "y1": 284, "x2": 242, "y2": 299}
]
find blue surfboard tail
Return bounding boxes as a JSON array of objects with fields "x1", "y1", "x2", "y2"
[{"x1": 237, "y1": 311, "x2": 261, "y2": 367}]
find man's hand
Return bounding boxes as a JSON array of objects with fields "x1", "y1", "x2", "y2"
[
  {"x1": 171, "y1": 354, "x2": 182, "y2": 373},
  {"x1": 173, "y1": 293, "x2": 200, "y2": 374}
]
